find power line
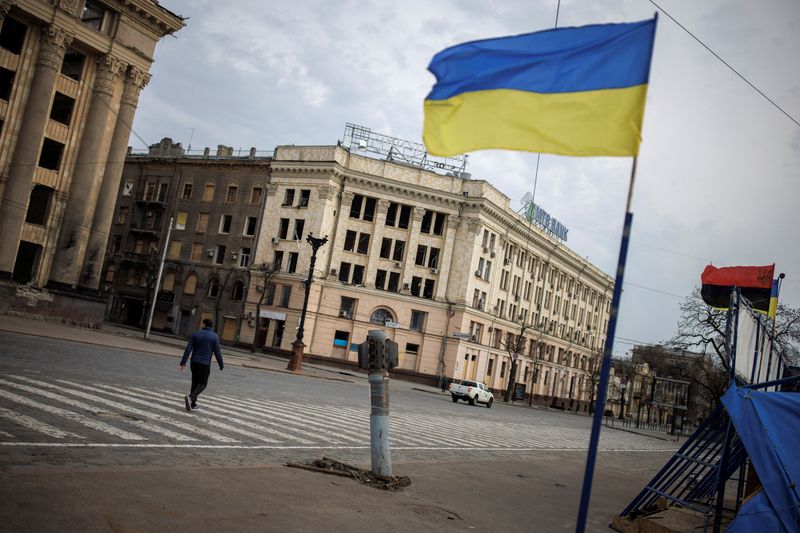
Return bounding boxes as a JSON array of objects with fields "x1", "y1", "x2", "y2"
[{"x1": 649, "y1": 0, "x2": 800, "y2": 128}]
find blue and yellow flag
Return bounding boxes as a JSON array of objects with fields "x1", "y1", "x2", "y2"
[
  {"x1": 423, "y1": 17, "x2": 657, "y2": 157},
  {"x1": 768, "y1": 279, "x2": 779, "y2": 318}
]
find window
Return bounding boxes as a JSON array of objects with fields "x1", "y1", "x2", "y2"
[
  {"x1": 387, "y1": 272, "x2": 400, "y2": 292},
  {"x1": 410, "y1": 276, "x2": 422, "y2": 297},
  {"x1": 410, "y1": 310, "x2": 427, "y2": 332},
  {"x1": 25, "y1": 185, "x2": 53, "y2": 225},
  {"x1": 81, "y1": 0, "x2": 110, "y2": 32},
  {"x1": 218, "y1": 214, "x2": 232, "y2": 234},
  {"x1": 392, "y1": 240, "x2": 405, "y2": 262},
  {"x1": 352, "y1": 265, "x2": 364, "y2": 285},
  {"x1": 273, "y1": 250, "x2": 284, "y2": 271},
  {"x1": 265, "y1": 283, "x2": 276, "y2": 305},
  {"x1": 279, "y1": 218, "x2": 289, "y2": 239},
  {"x1": 357, "y1": 233, "x2": 370, "y2": 254},
  {"x1": 406, "y1": 343, "x2": 419, "y2": 355},
  {"x1": 162, "y1": 272, "x2": 175, "y2": 292},
  {"x1": 206, "y1": 278, "x2": 219, "y2": 298},
  {"x1": 380, "y1": 238, "x2": 392, "y2": 259},
  {"x1": 344, "y1": 230, "x2": 356, "y2": 252},
  {"x1": 143, "y1": 182, "x2": 156, "y2": 201},
  {"x1": 487, "y1": 358, "x2": 494, "y2": 376},
  {"x1": 157, "y1": 183, "x2": 168, "y2": 203},
  {"x1": 239, "y1": 248, "x2": 251, "y2": 268},
  {"x1": 433, "y1": 213, "x2": 446, "y2": 236},
  {"x1": 244, "y1": 216, "x2": 257, "y2": 236},
  {"x1": 375, "y1": 269, "x2": 387, "y2": 290},
  {"x1": 172, "y1": 211, "x2": 187, "y2": 231},
  {"x1": 50, "y1": 93, "x2": 75, "y2": 125},
  {"x1": 38, "y1": 138, "x2": 64, "y2": 170},
  {"x1": 250, "y1": 187, "x2": 263, "y2": 205},
  {"x1": 282, "y1": 189, "x2": 295, "y2": 206},
  {"x1": 0, "y1": 17, "x2": 27, "y2": 55},
  {"x1": 423, "y1": 279, "x2": 435, "y2": 299},
  {"x1": 293, "y1": 219, "x2": 305, "y2": 240},
  {"x1": 333, "y1": 330, "x2": 350, "y2": 347},
  {"x1": 0, "y1": 67, "x2": 14, "y2": 101},
  {"x1": 415, "y1": 245, "x2": 427, "y2": 266},
  {"x1": 104, "y1": 263, "x2": 115, "y2": 283},
  {"x1": 214, "y1": 245, "x2": 226, "y2": 265},
  {"x1": 60, "y1": 50, "x2": 85, "y2": 81},
  {"x1": 420, "y1": 210, "x2": 433, "y2": 233},
  {"x1": 349, "y1": 194, "x2": 376, "y2": 221},
  {"x1": 385, "y1": 202, "x2": 398, "y2": 227},
  {"x1": 196, "y1": 213, "x2": 209, "y2": 234},
  {"x1": 339, "y1": 297, "x2": 356, "y2": 318},
  {"x1": 428, "y1": 247, "x2": 440, "y2": 269},
  {"x1": 168, "y1": 240, "x2": 182, "y2": 259},
  {"x1": 225, "y1": 185, "x2": 238, "y2": 204},
  {"x1": 202, "y1": 181, "x2": 215, "y2": 202},
  {"x1": 184, "y1": 274, "x2": 197, "y2": 295},
  {"x1": 338, "y1": 262, "x2": 351, "y2": 283},
  {"x1": 299, "y1": 189, "x2": 310, "y2": 207},
  {"x1": 190, "y1": 243, "x2": 203, "y2": 262},
  {"x1": 181, "y1": 183, "x2": 193, "y2": 200},
  {"x1": 116, "y1": 207, "x2": 128, "y2": 225},
  {"x1": 121, "y1": 181, "x2": 133, "y2": 197},
  {"x1": 287, "y1": 252, "x2": 298, "y2": 273},
  {"x1": 369, "y1": 308, "x2": 394, "y2": 325},
  {"x1": 279, "y1": 285, "x2": 292, "y2": 308},
  {"x1": 230, "y1": 281, "x2": 244, "y2": 301},
  {"x1": 398, "y1": 205, "x2": 411, "y2": 229}
]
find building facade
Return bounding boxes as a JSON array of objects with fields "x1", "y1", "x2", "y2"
[
  {"x1": 102, "y1": 138, "x2": 270, "y2": 342},
  {"x1": 242, "y1": 145, "x2": 613, "y2": 405},
  {"x1": 0, "y1": 0, "x2": 183, "y2": 324}
]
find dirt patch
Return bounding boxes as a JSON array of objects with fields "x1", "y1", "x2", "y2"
[{"x1": 286, "y1": 457, "x2": 411, "y2": 491}]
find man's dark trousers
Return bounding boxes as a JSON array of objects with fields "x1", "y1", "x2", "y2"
[{"x1": 189, "y1": 361, "x2": 211, "y2": 406}]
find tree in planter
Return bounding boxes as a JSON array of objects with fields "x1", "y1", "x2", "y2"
[
  {"x1": 251, "y1": 262, "x2": 279, "y2": 353},
  {"x1": 500, "y1": 324, "x2": 533, "y2": 402}
]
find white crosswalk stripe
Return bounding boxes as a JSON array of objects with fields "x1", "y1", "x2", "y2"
[
  {"x1": 8, "y1": 376, "x2": 197, "y2": 442},
  {"x1": 0, "y1": 387, "x2": 145, "y2": 441},
  {"x1": 0, "y1": 406, "x2": 83, "y2": 439},
  {"x1": 55, "y1": 380, "x2": 237, "y2": 443}
]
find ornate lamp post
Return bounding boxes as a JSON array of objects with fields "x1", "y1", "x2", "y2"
[{"x1": 287, "y1": 233, "x2": 328, "y2": 372}]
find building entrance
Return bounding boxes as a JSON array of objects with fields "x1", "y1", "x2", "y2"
[{"x1": 12, "y1": 241, "x2": 41, "y2": 284}]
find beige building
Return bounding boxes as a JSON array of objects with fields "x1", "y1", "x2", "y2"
[
  {"x1": 243, "y1": 145, "x2": 613, "y2": 404},
  {"x1": 0, "y1": 0, "x2": 183, "y2": 324}
]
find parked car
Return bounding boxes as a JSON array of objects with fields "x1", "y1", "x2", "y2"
[{"x1": 449, "y1": 379, "x2": 494, "y2": 408}]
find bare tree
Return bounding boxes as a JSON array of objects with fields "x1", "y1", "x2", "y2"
[
  {"x1": 583, "y1": 351, "x2": 602, "y2": 414},
  {"x1": 612, "y1": 359, "x2": 637, "y2": 419},
  {"x1": 500, "y1": 324, "x2": 532, "y2": 402},
  {"x1": 251, "y1": 262, "x2": 278, "y2": 353}
]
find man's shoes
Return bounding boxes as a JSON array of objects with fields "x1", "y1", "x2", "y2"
[
  {"x1": 191, "y1": 402, "x2": 197, "y2": 410},
  {"x1": 184, "y1": 395, "x2": 192, "y2": 412}
]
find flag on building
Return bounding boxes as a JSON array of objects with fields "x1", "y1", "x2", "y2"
[
  {"x1": 768, "y1": 279, "x2": 779, "y2": 319},
  {"x1": 423, "y1": 16, "x2": 658, "y2": 157},
  {"x1": 700, "y1": 264, "x2": 775, "y2": 313}
]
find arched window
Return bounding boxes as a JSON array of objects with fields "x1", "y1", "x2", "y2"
[
  {"x1": 184, "y1": 273, "x2": 197, "y2": 295},
  {"x1": 206, "y1": 277, "x2": 219, "y2": 298},
  {"x1": 230, "y1": 280, "x2": 244, "y2": 301},
  {"x1": 162, "y1": 271, "x2": 175, "y2": 292},
  {"x1": 369, "y1": 308, "x2": 394, "y2": 325},
  {"x1": 202, "y1": 180, "x2": 216, "y2": 202},
  {"x1": 104, "y1": 263, "x2": 116, "y2": 282}
]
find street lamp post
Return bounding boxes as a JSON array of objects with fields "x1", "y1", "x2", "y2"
[
  {"x1": 287, "y1": 233, "x2": 328, "y2": 372},
  {"x1": 618, "y1": 382, "x2": 628, "y2": 420}
]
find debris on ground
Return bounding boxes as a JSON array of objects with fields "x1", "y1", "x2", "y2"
[{"x1": 285, "y1": 457, "x2": 411, "y2": 491}]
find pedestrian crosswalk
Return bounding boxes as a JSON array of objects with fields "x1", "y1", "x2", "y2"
[{"x1": 0, "y1": 374, "x2": 673, "y2": 452}]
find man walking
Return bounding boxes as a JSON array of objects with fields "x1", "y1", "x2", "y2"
[{"x1": 179, "y1": 318, "x2": 224, "y2": 411}]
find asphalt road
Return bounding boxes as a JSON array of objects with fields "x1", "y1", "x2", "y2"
[{"x1": 0, "y1": 330, "x2": 676, "y2": 475}]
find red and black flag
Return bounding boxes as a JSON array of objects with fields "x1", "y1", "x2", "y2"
[{"x1": 700, "y1": 264, "x2": 774, "y2": 313}]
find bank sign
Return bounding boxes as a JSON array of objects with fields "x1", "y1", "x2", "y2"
[{"x1": 525, "y1": 201, "x2": 568, "y2": 242}]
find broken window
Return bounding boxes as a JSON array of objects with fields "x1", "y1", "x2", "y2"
[{"x1": 25, "y1": 185, "x2": 53, "y2": 226}]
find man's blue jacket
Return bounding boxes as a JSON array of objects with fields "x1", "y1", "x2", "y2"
[{"x1": 180, "y1": 327, "x2": 224, "y2": 369}]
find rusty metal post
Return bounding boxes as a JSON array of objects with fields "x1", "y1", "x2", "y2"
[{"x1": 367, "y1": 330, "x2": 392, "y2": 477}]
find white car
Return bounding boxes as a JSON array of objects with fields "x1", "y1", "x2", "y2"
[{"x1": 449, "y1": 380, "x2": 494, "y2": 408}]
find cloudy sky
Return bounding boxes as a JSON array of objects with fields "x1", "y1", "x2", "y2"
[{"x1": 133, "y1": 0, "x2": 800, "y2": 356}]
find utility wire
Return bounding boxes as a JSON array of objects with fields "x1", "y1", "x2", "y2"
[{"x1": 649, "y1": 0, "x2": 800, "y2": 128}]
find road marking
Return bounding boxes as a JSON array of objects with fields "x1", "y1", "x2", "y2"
[
  {"x1": 0, "y1": 442, "x2": 680, "y2": 452},
  {"x1": 8, "y1": 376, "x2": 196, "y2": 442},
  {"x1": 0, "y1": 430, "x2": 12, "y2": 438},
  {"x1": 0, "y1": 406, "x2": 84, "y2": 439},
  {"x1": 55, "y1": 380, "x2": 238, "y2": 443},
  {"x1": 0, "y1": 388, "x2": 145, "y2": 441}
]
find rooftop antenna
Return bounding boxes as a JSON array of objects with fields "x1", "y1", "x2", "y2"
[{"x1": 187, "y1": 128, "x2": 195, "y2": 151}]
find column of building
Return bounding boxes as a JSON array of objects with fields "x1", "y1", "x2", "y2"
[
  {"x1": 327, "y1": 190, "x2": 353, "y2": 279},
  {"x1": 400, "y1": 206, "x2": 425, "y2": 290},
  {"x1": 363, "y1": 198, "x2": 390, "y2": 286},
  {"x1": 0, "y1": 25, "x2": 72, "y2": 277},
  {"x1": 49, "y1": 54, "x2": 122, "y2": 290},
  {"x1": 81, "y1": 66, "x2": 149, "y2": 290},
  {"x1": 434, "y1": 213, "x2": 458, "y2": 301}
]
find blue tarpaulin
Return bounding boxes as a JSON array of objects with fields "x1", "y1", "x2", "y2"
[{"x1": 721, "y1": 386, "x2": 800, "y2": 532}]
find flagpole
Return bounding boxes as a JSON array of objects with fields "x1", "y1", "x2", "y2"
[{"x1": 575, "y1": 156, "x2": 638, "y2": 533}]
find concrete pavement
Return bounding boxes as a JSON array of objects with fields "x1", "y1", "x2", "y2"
[{"x1": 0, "y1": 315, "x2": 676, "y2": 532}]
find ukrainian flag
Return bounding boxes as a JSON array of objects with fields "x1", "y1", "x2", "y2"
[
  {"x1": 768, "y1": 279, "x2": 779, "y2": 318},
  {"x1": 423, "y1": 17, "x2": 657, "y2": 157}
]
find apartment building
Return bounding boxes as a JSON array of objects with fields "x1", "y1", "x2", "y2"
[
  {"x1": 0, "y1": 0, "x2": 183, "y2": 324},
  {"x1": 102, "y1": 138, "x2": 270, "y2": 342},
  {"x1": 243, "y1": 145, "x2": 613, "y2": 404}
]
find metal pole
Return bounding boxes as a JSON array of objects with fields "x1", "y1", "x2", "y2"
[
  {"x1": 144, "y1": 217, "x2": 172, "y2": 339},
  {"x1": 575, "y1": 157, "x2": 637, "y2": 533},
  {"x1": 287, "y1": 233, "x2": 328, "y2": 372},
  {"x1": 367, "y1": 329, "x2": 392, "y2": 477}
]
